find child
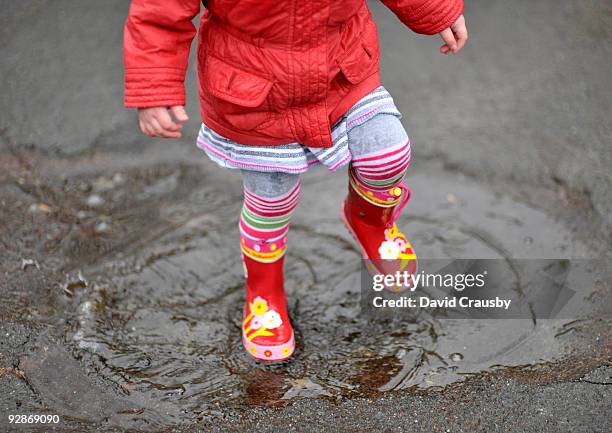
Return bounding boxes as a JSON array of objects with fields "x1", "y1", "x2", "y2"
[{"x1": 124, "y1": 0, "x2": 468, "y2": 362}]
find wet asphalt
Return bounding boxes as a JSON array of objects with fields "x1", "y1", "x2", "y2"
[
  {"x1": 1, "y1": 141, "x2": 610, "y2": 432},
  {"x1": 1, "y1": 0, "x2": 611, "y2": 432}
]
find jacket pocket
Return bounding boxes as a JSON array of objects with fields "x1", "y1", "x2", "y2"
[
  {"x1": 201, "y1": 55, "x2": 275, "y2": 131},
  {"x1": 338, "y1": 25, "x2": 380, "y2": 84},
  {"x1": 203, "y1": 55, "x2": 274, "y2": 108}
]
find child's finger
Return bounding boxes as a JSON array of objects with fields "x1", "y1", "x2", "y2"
[
  {"x1": 150, "y1": 117, "x2": 182, "y2": 139},
  {"x1": 148, "y1": 118, "x2": 163, "y2": 136},
  {"x1": 162, "y1": 131, "x2": 182, "y2": 138},
  {"x1": 170, "y1": 106, "x2": 189, "y2": 123},
  {"x1": 440, "y1": 45, "x2": 451, "y2": 54},
  {"x1": 149, "y1": 118, "x2": 169, "y2": 137},
  {"x1": 454, "y1": 30, "x2": 468, "y2": 53},
  {"x1": 156, "y1": 109, "x2": 182, "y2": 132},
  {"x1": 439, "y1": 28, "x2": 457, "y2": 54},
  {"x1": 452, "y1": 21, "x2": 468, "y2": 52},
  {"x1": 141, "y1": 120, "x2": 155, "y2": 137}
]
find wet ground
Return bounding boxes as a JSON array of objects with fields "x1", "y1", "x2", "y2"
[
  {"x1": 0, "y1": 140, "x2": 610, "y2": 432},
  {"x1": 1, "y1": 0, "x2": 611, "y2": 430}
]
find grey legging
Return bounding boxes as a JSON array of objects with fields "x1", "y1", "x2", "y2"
[{"x1": 242, "y1": 114, "x2": 408, "y2": 197}]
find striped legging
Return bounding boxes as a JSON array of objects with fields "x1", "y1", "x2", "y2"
[{"x1": 239, "y1": 114, "x2": 411, "y2": 263}]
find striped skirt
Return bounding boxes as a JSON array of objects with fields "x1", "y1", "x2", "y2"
[{"x1": 196, "y1": 86, "x2": 401, "y2": 174}]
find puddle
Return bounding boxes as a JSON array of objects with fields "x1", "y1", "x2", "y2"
[{"x1": 59, "y1": 166, "x2": 592, "y2": 426}]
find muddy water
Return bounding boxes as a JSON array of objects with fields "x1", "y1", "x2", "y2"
[{"x1": 63, "y1": 163, "x2": 590, "y2": 426}]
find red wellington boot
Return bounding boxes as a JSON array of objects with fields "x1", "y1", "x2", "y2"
[
  {"x1": 342, "y1": 168, "x2": 417, "y2": 289},
  {"x1": 241, "y1": 254, "x2": 295, "y2": 362}
]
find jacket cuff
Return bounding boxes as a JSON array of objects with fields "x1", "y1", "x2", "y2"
[
  {"x1": 124, "y1": 67, "x2": 187, "y2": 108},
  {"x1": 405, "y1": 0, "x2": 464, "y2": 35}
]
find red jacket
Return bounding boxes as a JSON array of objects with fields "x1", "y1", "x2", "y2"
[{"x1": 124, "y1": 0, "x2": 463, "y2": 148}]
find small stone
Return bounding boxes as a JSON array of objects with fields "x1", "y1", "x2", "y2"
[
  {"x1": 86, "y1": 194, "x2": 104, "y2": 207},
  {"x1": 446, "y1": 193, "x2": 459, "y2": 204},
  {"x1": 29, "y1": 203, "x2": 52, "y2": 213},
  {"x1": 95, "y1": 221, "x2": 110, "y2": 233},
  {"x1": 21, "y1": 258, "x2": 40, "y2": 271},
  {"x1": 449, "y1": 352, "x2": 464, "y2": 362},
  {"x1": 112, "y1": 173, "x2": 126, "y2": 185},
  {"x1": 92, "y1": 176, "x2": 115, "y2": 192},
  {"x1": 63, "y1": 272, "x2": 88, "y2": 296}
]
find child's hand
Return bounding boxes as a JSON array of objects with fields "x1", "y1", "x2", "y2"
[
  {"x1": 137, "y1": 106, "x2": 189, "y2": 139},
  {"x1": 439, "y1": 14, "x2": 468, "y2": 55}
]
